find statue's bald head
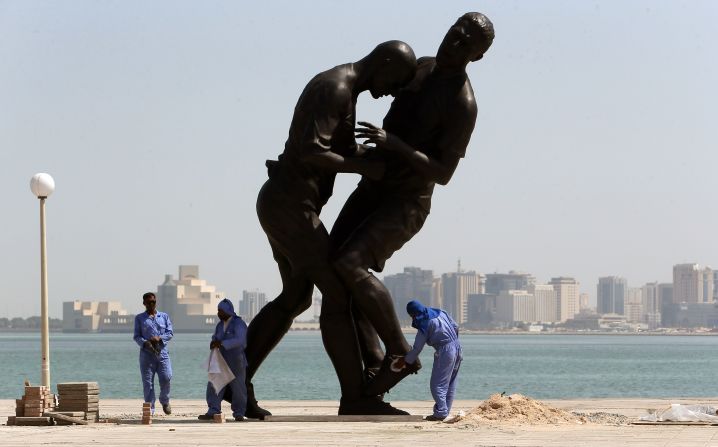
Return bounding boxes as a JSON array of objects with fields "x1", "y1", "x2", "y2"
[
  {"x1": 368, "y1": 40, "x2": 417, "y2": 78},
  {"x1": 363, "y1": 40, "x2": 417, "y2": 98}
]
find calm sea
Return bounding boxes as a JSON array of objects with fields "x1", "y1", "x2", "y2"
[{"x1": 1, "y1": 332, "x2": 716, "y2": 401}]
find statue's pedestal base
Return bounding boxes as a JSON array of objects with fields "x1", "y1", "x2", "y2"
[{"x1": 263, "y1": 415, "x2": 423, "y2": 422}]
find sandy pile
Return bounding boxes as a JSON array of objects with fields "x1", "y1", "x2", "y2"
[{"x1": 447, "y1": 393, "x2": 585, "y2": 426}]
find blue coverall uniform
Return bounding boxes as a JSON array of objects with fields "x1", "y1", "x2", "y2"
[
  {"x1": 405, "y1": 310, "x2": 462, "y2": 419},
  {"x1": 133, "y1": 311, "x2": 173, "y2": 412},
  {"x1": 205, "y1": 316, "x2": 248, "y2": 418}
]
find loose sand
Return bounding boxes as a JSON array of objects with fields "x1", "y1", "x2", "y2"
[{"x1": 447, "y1": 393, "x2": 632, "y2": 427}]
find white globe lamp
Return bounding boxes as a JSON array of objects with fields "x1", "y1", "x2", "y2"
[{"x1": 30, "y1": 173, "x2": 55, "y2": 199}]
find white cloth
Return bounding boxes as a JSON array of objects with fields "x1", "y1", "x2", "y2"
[
  {"x1": 640, "y1": 404, "x2": 718, "y2": 422},
  {"x1": 202, "y1": 348, "x2": 235, "y2": 395}
]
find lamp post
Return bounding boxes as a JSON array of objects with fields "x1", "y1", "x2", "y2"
[{"x1": 30, "y1": 173, "x2": 55, "y2": 388}]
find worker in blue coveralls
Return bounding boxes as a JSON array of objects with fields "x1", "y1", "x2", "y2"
[
  {"x1": 133, "y1": 291, "x2": 174, "y2": 415},
  {"x1": 395, "y1": 300, "x2": 462, "y2": 421},
  {"x1": 198, "y1": 298, "x2": 248, "y2": 422}
]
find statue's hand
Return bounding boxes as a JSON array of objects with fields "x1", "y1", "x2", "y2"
[
  {"x1": 393, "y1": 357, "x2": 407, "y2": 370},
  {"x1": 356, "y1": 121, "x2": 403, "y2": 153},
  {"x1": 356, "y1": 121, "x2": 388, "y2": 147}
]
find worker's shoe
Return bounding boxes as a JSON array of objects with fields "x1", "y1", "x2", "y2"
[
  {"x1": 424, "y1": 414, "x2": 445, "y2": 421},
  {"x1": 234, "y1": 416, "x2": 246, "y2": 422},
  {"x1": 162, "y1": 403, "x2": 172, "y2": 415},
  {"x1": 244, "y1": 382, "x2": 272, "y2": 420},
  {"x1": 338, "y1": 396, "x2": 410, "y2": 415},
  {"x1": 362, "y1": 355, "x2": 421, "y2": 396},
  {"x1": 197, "y1": 413, "x2": 214, "y2": 421}
]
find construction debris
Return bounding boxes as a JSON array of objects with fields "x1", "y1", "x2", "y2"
[
  {"x1": 44, "y1": 411, "x2": 89, "y2": 426},
  {"x1": 8, "y1": 385, "x2": 55, "y2": 426},
  {"x1": 142, "y1": 402, "x2": 152, "y2": 425},
  {"x1": 57, "y1": 382, "x2": 100, "y2": 423},
  {"x1": 447, "y1": 393, "x2": 583, "y2": 426}
]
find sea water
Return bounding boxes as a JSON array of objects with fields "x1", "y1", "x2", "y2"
[{"x1": 1, "y1": 332, "x2": 716, "y2": 400}]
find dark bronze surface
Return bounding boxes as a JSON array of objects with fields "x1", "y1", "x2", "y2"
[{"x1": 243, "y1": 13, "x2": 494, "y2": 415}]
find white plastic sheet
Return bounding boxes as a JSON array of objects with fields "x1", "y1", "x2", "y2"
[
  {"x1": 202, "y1": 348, "x2": 235, "y2": 395},
  {"x1": 640, "y1": 404, "x2": 718, "y2": 422}
]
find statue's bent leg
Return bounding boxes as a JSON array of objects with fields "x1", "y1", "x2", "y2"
[
  {"x1": 352, "y1": 305, "x2": 384, "y2": 379},
  {"x1": 332, "y1": 200, "x2": 429, "y2": 395},
  {"x1": 313, "y1": 266, "x2": 408, "y2": 415},
  {"x1": 321, "y1": 299, "x2": 408, "y2": 414},
  {"x1": 329, "y1": 185, "x2": 385, "y2": 385},
  {"x1": 243, "y1": 240, "x2": 313, "y2": 419},
  {"x1": 334, "y1": 249, "x2": 411, "y2": 356},
  {"x1": 307, "y1": 264, "x2": 364, "y2": 401},
  {"x1": 246, "y1": 241, "x2": 314, "y2": 380}
]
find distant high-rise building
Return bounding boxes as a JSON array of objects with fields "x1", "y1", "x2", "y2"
[
  {"x1": 528, "y1": 284, "x2": 559, "y2": 323},
  {"x1": 484, "y1": 272, "x2": 535, "y2": 295},
  {"x1": 597, "y1": 276, "x2": 627, "y2": 315},
  {"x1": 430, "y1": 277, "x2": 443, "y2": 309},
  {"x1": 441, "y1": 270, "x2": 483, "y2": 324},
  {"x1": 240, "y1": 290, "x2": 267, "y2": 322},
  {"x1": 673, "y1": 264, "x2": 713, "y2": 303},
  {"x1": 495, "y1": 290, "x2": 534, "y2": 323},
  {"x1": 704, "y1": 268, "x2": 714, "y2": 303},
  {"x1": 642, "y1": 282, "x2": 661, "y2": 329},
  {"x1": 625, "y1": 288, "x2": 643, "y2": 323},
  {"x1": 549, "y1": 277, "x2": 579, "y2": 322},
  {"x1": 658, "y1": 283, "x2": 673, "y2": 304},
  {"x1": 383, "y1": 267, "x2": 434, "y2": 326},
  {"x1": 658, "y1": 283, "x2": 675, "y2": 327},
  {"x1": 466, "y1": 293, "x2": 497, "y2": 327},
  {"x1": 670, "y1": 303, "x2": 718, "y2": 328},
  {"x1": 579, "y1": 293, "x2": 590, "y2": 311},
  {"x1": 157, "y1": 265, "x2": 223, "y2": 332}
]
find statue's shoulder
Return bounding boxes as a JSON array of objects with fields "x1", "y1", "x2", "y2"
[
  {"x1": 447, "y1": 72, "x2": 476, "y2": 113},
  {"x1": 417, "y1": 56, "x2": 436, "y2": 67},
  {"x1": 305, "y1": 65, "x2": 353, "y2": 106},
  {"x1": 414, "y1": 57, "x2": 436, "y2": 82},
  {"x1": 458, "y1": 80, "x2": 477, "y2": 111}
]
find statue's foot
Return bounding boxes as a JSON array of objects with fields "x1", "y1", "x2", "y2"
[
  {"x1": 244, "y1": 382, "x2": 272, "y2": 420},
  {"x1": 338, "y1": 396, "x2": 409, "y2": 415},
  {"x1": 245, "y1": 400, "x2": 272, "y2": 420},
  {"x1": 362, "y1": 354, "x2": 421, "y2": 396}
]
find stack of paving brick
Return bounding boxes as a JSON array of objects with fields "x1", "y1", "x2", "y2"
[
  {"x1": 141, "y1": 402, "x2": 152, "y2": 425},
  {"x1": 7, "y1": 385, "x2": 55, "y2": 426},
  {"x1": 57, "y1": 382, "x2": 100, "y2": 422}
]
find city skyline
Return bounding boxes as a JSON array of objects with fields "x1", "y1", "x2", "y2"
[
  {"x1": 10, "y1": 261, "x2": 716, "y2": 331},
  {"x1": 6, "y1": 261, "x2": 718, "y2": 331},
  {"x1": 1, "y1": 260, "x2": 713, "y2": 320},
  {"x1": 2, "y1": 1, "x2": 716, "y2": 318}
]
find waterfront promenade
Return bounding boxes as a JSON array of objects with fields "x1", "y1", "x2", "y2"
[{"x1": 3, "y1": 398, "x2": 718, "y2": 446}]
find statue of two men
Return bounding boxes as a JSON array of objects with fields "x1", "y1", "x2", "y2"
[{"x1": 245, "y1": 12, "x2": 495, "y2": 418}]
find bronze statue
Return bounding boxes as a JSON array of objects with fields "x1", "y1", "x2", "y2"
[
  {"x1": 330, "y1": 12, "x2": 495, "y2": 397},
  {"x1": 244, "y1": 40, "x2": 417, "y2": 418},
  {"x1": 243, "y1": 12, "x2": 495, "y2": 416}
]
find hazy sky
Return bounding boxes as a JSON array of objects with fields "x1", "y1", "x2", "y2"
[{"x1": 1, "y1": 1, "x2": 716, "y2": 318}]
